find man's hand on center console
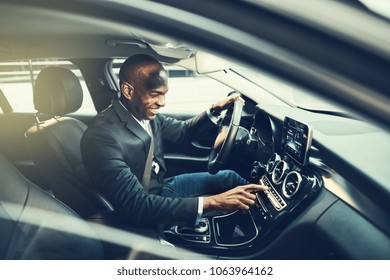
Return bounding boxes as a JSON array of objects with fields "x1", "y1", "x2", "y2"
[{"x1": 203, "y1": 184, "x2": 268, "y2": 213}]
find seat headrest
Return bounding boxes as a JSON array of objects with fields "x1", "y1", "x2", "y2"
[{"x1": 33, "y1": 67, "x2": 83, "y2": 116}]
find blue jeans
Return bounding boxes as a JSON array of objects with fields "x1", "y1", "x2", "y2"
[{"x1": 160, "y1": 170, "x2": 248, "y2": 198}]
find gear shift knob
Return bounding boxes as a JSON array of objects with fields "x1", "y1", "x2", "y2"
[{"x1": 177, "y1": 219, "x2": 209, "y2": 234}]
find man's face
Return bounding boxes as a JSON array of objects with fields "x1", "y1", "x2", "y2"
[{"x1": 123, "y1": 64, "x2": 168, "y2": 121}]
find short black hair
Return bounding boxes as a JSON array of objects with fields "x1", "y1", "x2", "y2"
[{"x1": 119, "y1": 54, "x2": 161, "y2": 86}]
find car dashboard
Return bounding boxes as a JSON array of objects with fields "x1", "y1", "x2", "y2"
[
  {"x1": 161, "y1": 104, "x2": 390, "y2": 259},
  {"x1": 162, "y1": 112, "x2": 326, "y2": 257}
]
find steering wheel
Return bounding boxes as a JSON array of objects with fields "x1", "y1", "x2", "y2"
[{"x1": 207, "y1": 98, "x2": 243, "y2": 174}]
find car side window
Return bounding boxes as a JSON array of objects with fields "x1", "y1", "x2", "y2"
[
  {"x1": 112, "y1": 58, "x2": 231, "y2": 114},
  {"x1": 0, "y1": 59, "x2": 95, "y2": 114}
]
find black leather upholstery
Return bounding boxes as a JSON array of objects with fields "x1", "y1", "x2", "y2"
[
  {"x1": 33, "y1": 67, "x2": 83, "y2": 116},
  {"x1": 25, "y1": 67, "x2": 114, "y2": 217},
  {"x1": 0, "y1": 153, "x2": 105, "y2": 259}
]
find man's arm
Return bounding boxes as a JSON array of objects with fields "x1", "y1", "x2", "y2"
[
  {"x1": 203, "y1": 184, "x2": 268, "y2": 213},
  {"x1": 158, "y1": 93, "x2": 244, "y2": 143},
  {"x1": 81, "y1": 126, "x2": 199, "y2": 225}
]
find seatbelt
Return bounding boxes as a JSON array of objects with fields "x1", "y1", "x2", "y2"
[{"x1": 141, "y1": 137, "x2": 154, "y2": 192}]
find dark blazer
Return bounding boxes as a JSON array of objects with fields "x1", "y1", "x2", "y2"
[{"x1": 81, "y1": 99, "x2": 215, "y2": 225}]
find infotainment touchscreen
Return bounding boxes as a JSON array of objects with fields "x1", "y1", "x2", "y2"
[{"x1": 281, "y1": 117, "x2": 313, "y2": 165}]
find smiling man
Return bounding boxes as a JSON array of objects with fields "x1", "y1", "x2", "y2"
[
  {"x1": 81, "y1": 54, "x2": 267, "y2": 226},
  {"x1": 119, "y1": 56, "x2": 169, "y2": 121}
]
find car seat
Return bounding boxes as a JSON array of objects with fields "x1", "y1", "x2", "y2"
[
  {"x1": 0, "y1": 152, "x2": 105, "y2": 259},
  {"x1": 25, "y1": 66, "x2": 114, "y2": 218}
]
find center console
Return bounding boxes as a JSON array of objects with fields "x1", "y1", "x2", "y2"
[{"x1": 162, "y1": 117, "x2": 323, "y2": 256}]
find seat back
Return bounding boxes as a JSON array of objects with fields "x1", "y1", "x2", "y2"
[
  {"x1": 0, "y1": 153, "x2": 105, "y2": 259},
  {"x1": 25, "y1": 67, "x2": 113, "y2": 217}
]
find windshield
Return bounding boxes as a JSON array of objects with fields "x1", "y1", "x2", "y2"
[{"x1": 233, "y1": 66, "x2": 351, "y2": 114}]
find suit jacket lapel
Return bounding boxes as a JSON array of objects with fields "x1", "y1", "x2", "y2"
[{"x1": 112, "y1": 99, "x2": 151, "y2": 152}]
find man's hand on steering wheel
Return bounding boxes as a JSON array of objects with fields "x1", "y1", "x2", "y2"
[
  {"x1": 210, "y1": 92, "x2": 244, "y2": 117},
  {"x1": 208, "y1": 92, "x2": 245, "y2": 174}
]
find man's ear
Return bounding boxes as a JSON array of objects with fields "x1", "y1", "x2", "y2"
[{"x1": 121, "y1": 82, "x2": 134, "y2": 100}]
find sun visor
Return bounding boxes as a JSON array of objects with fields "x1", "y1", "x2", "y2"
[
  {"x1": 194, "y1": 51, "x2": 233, "y2": 74},
  {"x1": 106, "y1": 38, "x2": 193, "y2": 60}
]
